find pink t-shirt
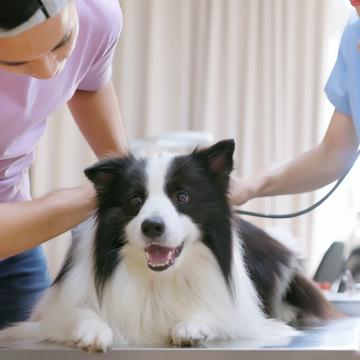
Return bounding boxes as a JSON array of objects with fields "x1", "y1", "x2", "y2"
[{"x1": 0, "y1": 0, "x2": 122, "y2": 202}]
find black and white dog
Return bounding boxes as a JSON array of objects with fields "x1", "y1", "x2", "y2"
[{"x1": 0, "y1": 140, "x2": 336, "y2": 351}]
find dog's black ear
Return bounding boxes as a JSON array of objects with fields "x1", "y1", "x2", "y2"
[
  {"x1": 195, "y1": 139, "x2": 235, "y2": 178},
  {"x1": 84, "y1": 158, "x2": 121, "y2": 188}
]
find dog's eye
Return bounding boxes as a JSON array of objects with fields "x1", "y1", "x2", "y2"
[
  {"x1": 175, "y1": 191, "x2": 190, "y2": 203},
  {"x1": 129, "y1": 195, "x2": 144, "y2": 209}
]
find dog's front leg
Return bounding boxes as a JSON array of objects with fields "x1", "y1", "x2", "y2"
[
  {"x1": 65, "y1": 308, "x2": 113, "y2": 352},
  {"x1": 170, "y1": 315, "x2": 217, "y2": 346}
]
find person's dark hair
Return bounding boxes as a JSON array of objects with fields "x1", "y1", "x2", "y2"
[{"x1": 0, "y1": 1, "x2": 42, "y2": 31}]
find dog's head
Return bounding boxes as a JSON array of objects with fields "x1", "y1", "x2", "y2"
[{"x1": 85, "y1": 139, "x2": 235, "y2": 293}]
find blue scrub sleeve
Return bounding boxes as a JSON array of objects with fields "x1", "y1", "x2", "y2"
[{"x1": 325, "y1": 49, "x2": 352, "y2": 117}]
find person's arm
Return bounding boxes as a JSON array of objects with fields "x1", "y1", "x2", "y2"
[
  {"x1": 0, "y1": 80, "x2": 125, "y2": 258},
  {"x1": 231, "y1": 110, "x2": 359, "y2": 205},
  {"x1": 67, "y1": 80, "x2": 128, "y2": 158},
  {"x1": 0, "y1": 183, "x2": 96, "y2": 259}
]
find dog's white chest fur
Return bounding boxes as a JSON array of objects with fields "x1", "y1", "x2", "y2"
[
  {"x1": 100, "y1": 241, "x2": 238, "y2": 344},
  {"x1": 62, "y1": 231, "x2": 288, "y2": 345}
]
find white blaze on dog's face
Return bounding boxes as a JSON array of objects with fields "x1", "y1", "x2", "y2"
[
  {"x1": 84, "y1": 140, "x2": 235, "y2": 283},
  {"x1": 125, "y1": 153, "x2": 200, "y2": 272}
]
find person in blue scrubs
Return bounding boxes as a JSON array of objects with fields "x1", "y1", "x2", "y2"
[{"x1": 231, "y1": 2, "x2": 360, "y2": 206}]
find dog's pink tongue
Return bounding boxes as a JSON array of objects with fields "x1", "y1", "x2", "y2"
[{"x1": 145, "y1": 244, "x2": 172, "y2": 264}]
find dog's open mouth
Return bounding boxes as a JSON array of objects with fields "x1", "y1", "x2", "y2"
[{"x1": 144, "y1": 242, "x2": 184, "y2": 271}]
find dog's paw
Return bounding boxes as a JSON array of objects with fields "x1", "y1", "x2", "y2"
[
  {"x1": 170, "y1": 320, "x2": 212, "y2": 346},
  {"x1": 70, "y1": 318, "x2": 113, "y2": 353}
]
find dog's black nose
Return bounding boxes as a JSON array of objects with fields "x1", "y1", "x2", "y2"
[{"x1": 142, "y1": 216, "x2": 165, "y2": 238}]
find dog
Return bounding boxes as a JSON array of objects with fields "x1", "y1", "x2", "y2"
[{"x1": 0, "y1": 139, "x2": 337, "y2": 352}]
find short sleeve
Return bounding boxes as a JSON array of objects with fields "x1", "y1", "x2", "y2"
[
  {"x1": 325, "y1": 49, "x2": 351, "y2": 117},
  {"x1": 77, "y1": 4, "x2": 122, "y2": 91}
]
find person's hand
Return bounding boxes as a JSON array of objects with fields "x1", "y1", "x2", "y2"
[
  {"x1": 0, "y1": 180, "x2": 98, "y2": 258},
  {"x1": 72, "y1": 180, "x2": 98, "y2": 214},
  {"x1": 47, "y1": 180, "x2": 98, "y2": 217},
  {"x1": 229, "y1": 173, "x2": 257, "y2": 206},
  {"x1": 77, "y1": 180, "x2": 97, "y2": 206}
]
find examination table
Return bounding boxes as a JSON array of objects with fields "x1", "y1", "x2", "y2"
[{"x1": 0, "y1": 317, "x2": 359, "y2": 360}]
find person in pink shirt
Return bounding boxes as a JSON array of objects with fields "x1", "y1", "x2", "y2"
[{"x1": 0, "y1": 0, "x2": 127, "y2": 327}]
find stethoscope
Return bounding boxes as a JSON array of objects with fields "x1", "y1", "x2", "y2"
[{"x1": 234, "y1": 148, "x2": 360, "y2": 219}]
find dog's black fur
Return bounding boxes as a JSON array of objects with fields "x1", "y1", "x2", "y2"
[{"x1": 56, "y1": 139, "x2": 337, "y2": 324}]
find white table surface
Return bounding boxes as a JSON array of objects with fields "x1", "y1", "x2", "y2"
[{"x1": 0, "y1": 317, "x2": 359, "y2": 360}]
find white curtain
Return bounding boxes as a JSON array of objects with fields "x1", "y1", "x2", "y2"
[{"x1": 32, "y1": 0, "x2": 329, "y2": 277}]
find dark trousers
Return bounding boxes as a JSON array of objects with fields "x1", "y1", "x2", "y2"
[{"x1": 0, "y1": 246, "x2": 50, "y2": 329}]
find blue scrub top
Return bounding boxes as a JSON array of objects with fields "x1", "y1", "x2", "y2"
[{"x1": 325, "y1": 12, "x2": 360, "y2": 140}]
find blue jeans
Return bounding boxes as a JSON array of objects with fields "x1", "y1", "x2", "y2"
[{"x1": 0, "y1": 246, "x2": 50, "y2": 329}]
